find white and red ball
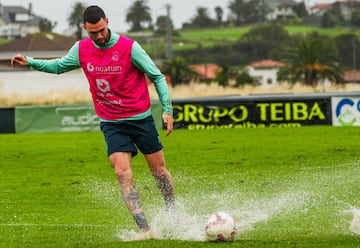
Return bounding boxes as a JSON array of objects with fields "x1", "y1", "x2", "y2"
[{"x1": 205, "y1": 212, "x2": 237, "y2": 242}]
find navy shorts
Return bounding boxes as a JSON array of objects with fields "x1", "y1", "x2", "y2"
[{"x1": 100, "y1": 116, "x2": 163, "y2": 157}]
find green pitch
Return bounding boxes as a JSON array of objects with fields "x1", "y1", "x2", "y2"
[{"x1": 1, "y1": 127, "x2": 359, "y2": 247}]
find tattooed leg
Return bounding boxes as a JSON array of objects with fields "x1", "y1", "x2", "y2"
[
  {"x1": 110, "y1": 152, "x2": 149, "y2": 231},
  {"x1": 145, "y1": 150, "x2": 175, "y2": 210},
  {"x1": 153, "y1": 172, "x2": 175, "y2": 210},
  {"x1": 119, "y1": 177, "x2": 149, "y2": 231}
]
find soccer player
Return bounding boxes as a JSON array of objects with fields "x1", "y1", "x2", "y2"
[{"x1": 11, "y1": 5, "x2": 174, "y2": 238}]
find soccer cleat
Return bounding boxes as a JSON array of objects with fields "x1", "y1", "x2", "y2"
[{"x1": 133, "y1": 229, "x2": 156, "y2": 240}]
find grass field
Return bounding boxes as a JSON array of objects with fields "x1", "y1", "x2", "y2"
[
  {"x1": 169, "y1": 25, "x2": 360, "y2": 51},
  {"x1": 1, "y1": 127, "x2": 360, "y2": 247}
]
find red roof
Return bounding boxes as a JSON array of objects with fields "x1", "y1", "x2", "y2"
[
  {"x1": 0, "y1": 32, "x2": 77, "y2": 52},
  {"x1": 311, "y1": 3, "x2": 332, "y2": 10},
  {"x1": 249, "y1": 59, "x2": 285, "y2": 68},
  {"x1": 344, "y1": 70, "x2": 360, "y2": 82},
  {"x1": 190, "y1": 63, "x2": 220, "y2": 80}
]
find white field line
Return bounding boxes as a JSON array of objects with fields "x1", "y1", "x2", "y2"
[{"x1": 0, "y1": 223, "x2": 123, "y2": 227}]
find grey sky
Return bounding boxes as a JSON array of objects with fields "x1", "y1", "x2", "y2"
[{"x1": 0, "y1": 0, "x2": 334, "y2": 33}]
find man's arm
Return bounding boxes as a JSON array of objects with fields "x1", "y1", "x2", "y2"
[
  {"x1": 11, "y1": 42, "x2": 81, "y2": 74},
  {"x1": 131, "y1": 41, "x2": 173, "y2": 136},
  {"x1": 131, "y1": 42, "x2": 172, "y2": 114}
]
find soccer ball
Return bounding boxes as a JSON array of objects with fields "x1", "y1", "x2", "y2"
[{"x1": 205, "y1": 211, "x2": 237, "y2": 242}]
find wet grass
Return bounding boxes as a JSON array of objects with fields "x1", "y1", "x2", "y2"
[{"x1": 0, "y1": 126, "x2": 359, "y2": 247}]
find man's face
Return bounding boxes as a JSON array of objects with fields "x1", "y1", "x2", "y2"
[{"x1": 84, "y1": 17, "x2": 110, "y2": 46}]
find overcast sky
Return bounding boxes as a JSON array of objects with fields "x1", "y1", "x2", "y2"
[{"x1": 1, "y1": 0, "x2": 334, "y2": 33}]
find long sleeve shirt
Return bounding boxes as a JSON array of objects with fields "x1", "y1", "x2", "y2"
[{"x1": 26, "y1": 30, "x2": 172, "y2": 121}]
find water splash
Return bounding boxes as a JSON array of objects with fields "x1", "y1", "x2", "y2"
[
  {"x1": 116, "y1": 190, "x2": 309, "y2": 241},
  {"x1": 117, "y1": 203, "x2": 207, "y2": 241},
  {"x1": 150, "y1": 207, "x2": 206, "y2": 241},
  {"x1": 83, "y1": 161, "x2": 358, "y2": 241},
  {"x1": 231, "y1": 190, "x2": 309, "y2": 233},
  {"x1": 349, "y1": 207, "x2": 360, "y2": 235}
]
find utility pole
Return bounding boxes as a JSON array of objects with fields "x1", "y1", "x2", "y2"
[
  {"x1": 304, "y1": 0, "x2": 310, "y2": 14},
  {"x1": 165, "y1": 4, "x2": 173, "y2": 59},
  {"x1": 353, "y1": 38, "x2": 357, "y2": 82}
]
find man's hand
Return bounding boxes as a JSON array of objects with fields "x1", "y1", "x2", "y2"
[
  {"x1": 162, "y1": 113, "x2": 173, "y2": 137},
  {"x1": 10, "y1": 54, "x2": 28, "y2": 68}
]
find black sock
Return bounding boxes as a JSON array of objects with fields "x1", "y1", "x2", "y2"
[
  {"x1": 133, "y1": 212, "x2": 149, "y2": 230},
  {"x1": 165, "y1": 197, "x2": 175, "y2": 210}
]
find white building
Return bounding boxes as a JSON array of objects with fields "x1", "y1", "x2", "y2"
[
  {"x1": 267, "y1": 0, "x2": 299, "y2": 20},
  {"x1": 245, "y1": 59, "x2": 285, "y2": 85},
  {"x1": 0, "y1": 3, "x2": 41, "y2": 39}
]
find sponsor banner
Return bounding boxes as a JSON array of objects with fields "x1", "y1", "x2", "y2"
[
  {"x1": 332, "y1": 97, "x2": 360, "y2": 126},
  {"x1": 0, "y1": 107, "x2": 15, "y2": 133},
  {"x1": 150, "y1": 100, "x2": 164, "y2": 130},
  {"x1": 15, "y1": 102, "x2": 163, "y2": 133},
  {"x1": 15, "y1": 105, "x2": 100, "y2": 133},
  {"x1": 173, "y1": 97, "x2": 332, "y2": 129}
]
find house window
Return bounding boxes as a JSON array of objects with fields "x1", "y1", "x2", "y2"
[{"x1": 254, "y1": 76, "x2": 262, "y2": 84}]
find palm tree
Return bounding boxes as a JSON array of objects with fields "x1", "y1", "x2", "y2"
[
  {"x1": 161, "y1": 56, "x2": 198, "y2": 86},
  {"x1": 68, "y1": 2, "x2": 86, "y2": 40},
  {"x1": 278, "y1": 33, "x2": 344, "y2": 86},
  {"x1": 228, "y1": 0, "x2": 246, "y2": 25},
  {"x1": 126, "y1": 0, "x2": 152, "y2": 32},
  {"x1": 228, "y1": 0, "x2": 268, "y2": 25},
  {"x1": 214, "y1": 6, "x2": 224, "y2": 26},
  {"x1": 155, "y1": 15, "x2": 174, "y2": 34},
  {"x1": 39, "y1": 18, "x2": 57, "y2": 32},
  {"x1": 190, "y1": 7, "x2": 215, "y2": 28}
]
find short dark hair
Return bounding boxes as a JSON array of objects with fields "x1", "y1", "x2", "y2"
[{"x1": 83, "y1": 5, "x2": 106, "y2": 24}]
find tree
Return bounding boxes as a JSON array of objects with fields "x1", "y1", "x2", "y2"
[
  {"x1": 237, "y1": 24, "x2": 291, "y2": 61},
  {"x1": 351, "y1": 9, "x2": 360, "y2": 27},
  {"x1": 321, "y1": 10, "x2": 338, "y2": 28},
  {"x1": 189, "y1": 7, "x2": 215, "y2": 28},
  {"x1": 321, "y1": 8, "x2": 346, "y2": 28},
  {"x1": 68, "y1": 2, "x2": 86, "y2": 40},
  {"x1": 278, "y1": 33, "x2": 344, "y2": 86},
  {"x1": 228, "y1": 0, "x2": 246, "y2": 25},
  {"x1": 155, "y1": 15, "x2": 171, "y2": 34},
  {"x1": 161, "y1": 56, "x2": 198, "y2": 86},
  {"x1": 234, "y1": 70, "x2": 255, "y2": 87},
  {"x1": 39, "y1": 18, "x2": 57, "y2": 32},
  {"x1": 248, "y1": 0, "x2": 271, "y2": 24},
  {"x1": 215, "y1": 64, "x2": 230, "y2": 86},
  {"x1": 214, "y1": 6, "x2": 224, "y2": 26},
  {"x1": 335, "y1": 33, "x2": 360, "y2": 70},
  {"x1": 126, "y1": 0, "x2": 152, "y2": 32},
  {"x1": 228, "y1": 0, "x2": 270, "y2": 25},
  {"x1": 293, "y1": 1, "x2": 308, "y2": 18}
]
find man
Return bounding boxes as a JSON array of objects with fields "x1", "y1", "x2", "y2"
[{"x1": 11, "y1": 5, "x2": 174, "y2": 238}]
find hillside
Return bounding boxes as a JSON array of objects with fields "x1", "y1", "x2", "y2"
[
  {"x1": 138, "y1": 24, "x2": 360, "y2": 70},
  {"x1": 165, "y1": 25, "x2": 359, "y2": 52}
]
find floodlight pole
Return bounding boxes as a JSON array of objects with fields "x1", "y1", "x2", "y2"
[
  {"x1": 353, "y1": 38, "x2": 357, "y2": 82},
  {"x1": 165, "y1": 4, "x2": 173, "y2": 59}
]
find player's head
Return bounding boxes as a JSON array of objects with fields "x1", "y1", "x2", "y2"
[
  {"x1": 83, "y1": 5, "x2": 110, "y2": 46},
  {"x1": 83, "y1": 5, "x2": 106, "y2": 24}
]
